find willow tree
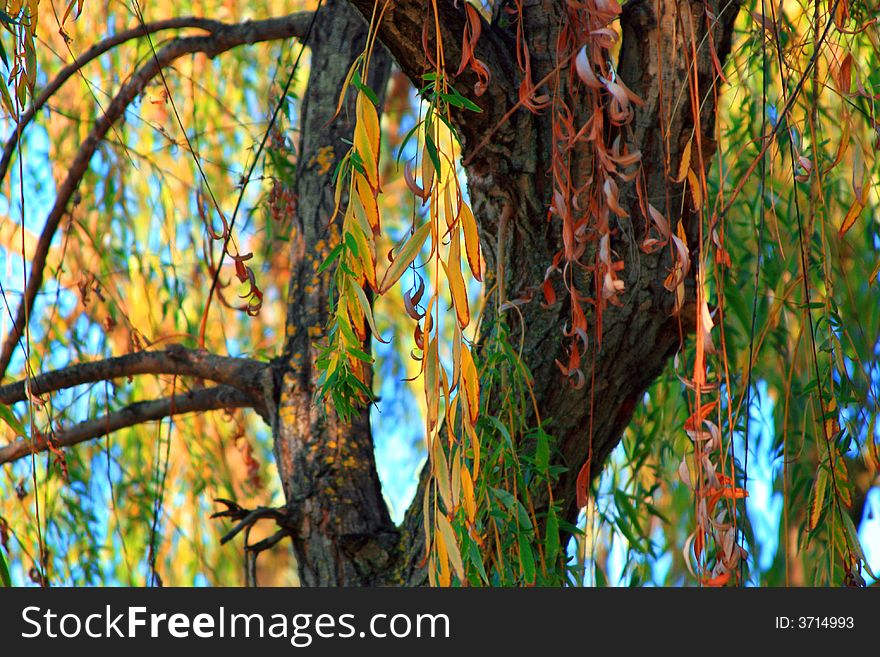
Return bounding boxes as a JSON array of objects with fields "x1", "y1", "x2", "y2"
[{"x1": 0, "y1": 0, "x2": 877, "y2": 587}]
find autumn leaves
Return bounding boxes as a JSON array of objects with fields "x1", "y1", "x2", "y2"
[{"x1": 315, "y1": 2, "x2": 487, "y2": 584}]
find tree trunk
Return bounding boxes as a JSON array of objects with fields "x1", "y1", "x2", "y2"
[
  {"x1": 269, "y1": 0, "x2": 741, "y2": 585},
  {"x1": 269, "y1": 0, "x2": 400, "y2": 586}
]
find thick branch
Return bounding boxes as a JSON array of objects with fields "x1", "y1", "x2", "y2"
[
  {"x1": 0, "y1": 385, "x2": 252, "y2": 466},
  {"x1": 345, "y1": 0, "x2": 517, "y2": 126},
  {"x1": 0, "y1": 11, "x2": 315, "y2": 380},
  {"x1": 0, "y1": 345, "x2": 267, "y2": 404}
]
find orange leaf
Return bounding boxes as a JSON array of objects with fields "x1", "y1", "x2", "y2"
[
  {"x1": 702, "y1": 571, "x2": 731, "y2": 587},
  {"x1": 460, "y1": 201, "x2": 482, "y2": 281},
  {"x1": 435, "y1": 526, "x2": 452, "y2": 587},
  {"x1": 354, "y1": 173, "x2": 380, "y2": 235},
  {"x1": 675, "y1": 137, "x2": 692, "y2": 183},
  {"x1": 869, "y1": 260, "x2": 880, "y2": 286},
  {"x1": 687, "y1": 168, "x2": 702, "y2": 207},
  {"x1": 461, "y1": 465, "x2": 476, "y2": 523},
  {"x1": 838, "y1": 199, "x2": 863, "y2": 238},
  {"x1": 575, "y1": 461, "x2": 590, "y2": 509},
  {"x1": 444, "y1": 231, "x2": 470, "y2": 329},
  {"x1": 683, "y1": 400, "x2": 718, "y2": 431}
]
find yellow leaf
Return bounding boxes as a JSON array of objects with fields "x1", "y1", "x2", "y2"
[
  {"x1": 348, "y1": 223, "x2": 376, "y2": 290},
  {"x1": 451, "y1": 326, "x2": 461, "y2": 393},
  {"x1": 354, "y1": 173, "x2": 380, "y2": 234},
  {"x1": 351, "y1": 282, "x2": 387, "y2": 343},
  {"x1": 464, "y1": 415, "x2": 480, "y2": 479},
  {"x1": 443, "y1": 184, "x2": 457, "y2": 230},
  {"x1": 809, "y1": 468, "x2": 828, "y2": 531},
  {"x1": 425, "y1": 336, "x2": 440, "y2": 431},
  {"x1": 421, "y1": 142, "x2": 435, "y2": 198},
  {"x1": 838, "y1": 199, "x2": 863, "y2": 238},
  {"x1": 460, "y1": 343, "x2": 479, "y2": 424},
  {"x1": 870, "y1": 260, "x2": 880, "y2": 286},
  {"x1": 436, "y1": 513, "x2": 465, "y2": 582},
  {"x1": 443, "y1": 230, "x2": 470, "y2": 329},
  {"x1": 433, "y1": 438, "x2": 454, "y2": 513},
  {"x1": 460, "y1": 201, "x2": 482, "y2": 281},
  {"x1": 461, "y1": 466, "x2": 476, "y2": 523},
  {"x1": 687, "y1": 168, "x2": 702, "y2": 207},
  {"x1": 330, "y1": 58, "x2": 361, "y2": 124},
  {"x1": 675, "y1": 137, "x2": 692, "y2": 183},
  {"x1": 378, "y1": 221, "x2": 431, "y2": 293},
  {"x1": 435, "y1": 528, "x2": 452, "y2": 587},
  {"x1": 345, "y1": 286, "x2": 366, "y2": 340},
  {"x1": 422, "y1": 486, "x2": 432, "y2": 561},
  {"x1": 451, "y1": 452, "x2": 461, "y2": 510},
  {"x1": 354, "y1": 91, "x2": 380, "y2": 191}
]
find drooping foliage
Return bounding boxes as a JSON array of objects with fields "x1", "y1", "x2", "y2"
[{"x1": 0, "y1": 0, "x2": 877, "y2": 587}]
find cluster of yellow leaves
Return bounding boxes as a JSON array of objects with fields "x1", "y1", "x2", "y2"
[
  {"x1": 319, "y1": 28, "x2": 484, "y2": 585},
  {"x1": 405, "y1": 108, "x2": 483, "y2": 588}
]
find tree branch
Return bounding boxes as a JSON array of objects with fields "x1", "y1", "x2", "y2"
[
  {"x1": 344, "y1": 0, "x2": 517, "y2": 127},
  {"x1": 0, "y1": 345, "x2": 267, "y2": 404},
  {"x1": 0, "y1": 16, "x2": 274, "y2": 186},
  {"x1": 0, "y1": 11, "x2": 315, "y2": 380},
  {"x1": 0, "y1": 385, "x2": 252, "y2": 466}
]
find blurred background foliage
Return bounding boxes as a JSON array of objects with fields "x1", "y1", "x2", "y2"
[{"x1": 0, "y1": 0, "x2": 878, "y2": 586}]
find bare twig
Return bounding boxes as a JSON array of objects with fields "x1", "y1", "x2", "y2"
[
  {"x1": 0, "y1": 11, "x2": 315, "y2": 380},
  {"x1": 0, "y1": 345, "x2": 267, "y2": 404},
  {"x1": 0, "y1": 385, "x2": 252, "y2": 465},
  {"x1": 0, "y1": 16, "x2": 240, "y2": 185}
]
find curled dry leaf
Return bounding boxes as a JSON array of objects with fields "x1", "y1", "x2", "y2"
[{"x1": 575, "y1": 46, "x2": 603, "y2": 89}]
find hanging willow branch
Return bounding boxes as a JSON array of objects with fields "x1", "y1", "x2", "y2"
[{"x1": 0, "y1": 11, "x2": 316, "y2": 379}]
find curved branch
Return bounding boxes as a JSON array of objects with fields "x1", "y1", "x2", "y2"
[
  {"x1": 0, "y1": 11, "x2": 315, "y2": 380},
  {"x1": 0, "y1": 385, "x2": 253, "y2": 466},
  {"x1": 0, "y1": 16, "x2": 244, "y2": 186},
  {"x1": 0, "y1": 345, "x2": 267, "y2": 404},
  {"x1": 344, "y1": 0, "x2": 517, "y2": 132}
]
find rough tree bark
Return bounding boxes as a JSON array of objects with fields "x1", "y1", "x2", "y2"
[{"x1": 266, "y1": 0, "x2": 742, "y2": 584}]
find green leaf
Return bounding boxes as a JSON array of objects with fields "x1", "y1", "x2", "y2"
[
  {"x1": 423, "y1": 132, "x2": 442, "y2": 174},
  {"x1": 346, "y1": 346, "x2": 373, "y2": 363},
  {"x1": 466, "y1": 537, "x2": 489, "y2": 584},
  {"x1": 0, "y1": 405, "x2": 25, "y2": 437},
  {"x1": 439, "y1": 91, "x2": 482, "y2": 113},
  {"x1": 344, "y1": 231, "x2": 358, "y2": 257},
  {"x1": 518, "y1": 533, "x2": 536, "y2": 584},
  {"x1": 396, "y1": 120, "x2": 423, "y2": 164},
  {"x1": 351, "y1": 70, "x2": 379, "y2": 106},
  {"x1": 840, "y1": 510, "x2": 876, "y2": 580},
  {"x1": 350, "y1": 282, "x2": 387, "y2": 344},
  {"x1": 317, "y1": 243, "x2": 343, "y2": 275},
  {"x1": 535, "y1": 429, "x2": 550, "y2": 475},
  {"x1": 378, "y1": 221, "x2": 431, "y2": 293},
  {"x1": 544, "y1": 507, "x2": 560, "y2": 565},
  {"x1": 0, "y1": 550, "x2": 10, "y2": 587}
]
